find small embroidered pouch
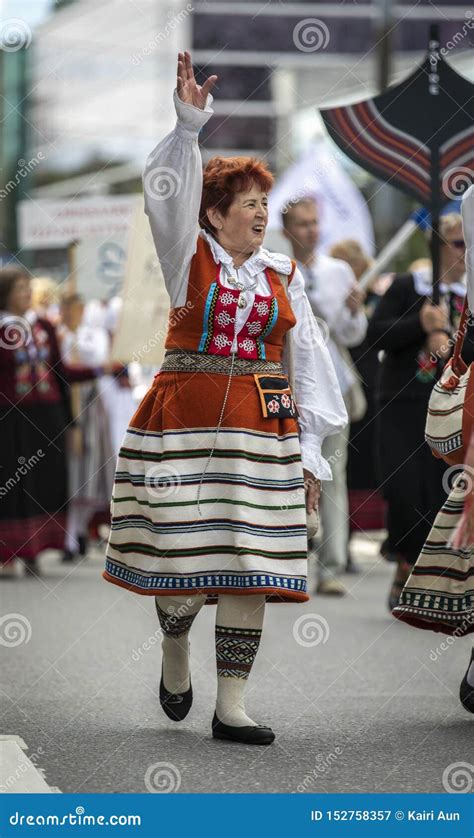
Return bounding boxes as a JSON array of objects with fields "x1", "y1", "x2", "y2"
[{"x1": 253, "y1": 373, "x2": 298, "y2": 419}]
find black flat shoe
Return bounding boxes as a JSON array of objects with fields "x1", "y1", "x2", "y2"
[
  {"x1": 459, "y1": 648, "x2": 474, "y2": 714},
  {"x1": 159, "y1": 667, "x2": 193, "y2": 722},
  {"x1": 211, "y1": 712, "x2": 275, "y2": 745}
]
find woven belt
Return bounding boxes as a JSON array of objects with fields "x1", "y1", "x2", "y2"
[{"x1": 160, "y1": 349, "x2": 284, "y2": 376}]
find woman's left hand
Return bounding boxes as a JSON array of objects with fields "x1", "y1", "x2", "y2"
[{"x1": 303, "y1": 468, "x2": 321, "y2": 513}]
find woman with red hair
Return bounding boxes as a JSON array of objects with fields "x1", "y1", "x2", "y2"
[{"x1": 104, "y1": 52, "x2": 347, "y2": 744}]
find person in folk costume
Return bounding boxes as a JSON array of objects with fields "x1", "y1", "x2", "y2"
[
  {"x1": 281, "y1": 200, "x2": 368, "y2": 597},
  {"x1": 57, "y1": 295, "x2": 115, "y2": 562},
  {"x1": 0, "y1": 268, "x2": 107, "y2": 574},
  {"x1": 393, "y1": 185, "x2": 474, "y2": 713},
  {"x1": 367, "y1": 211, "x2": 474, "y2": 612},
  {"x1": 104, "y1": 52, "x2": 347, "y2": 745}
]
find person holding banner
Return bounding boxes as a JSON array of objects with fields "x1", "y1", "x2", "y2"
[{"x1": 104, "y1": 51, "x2": 347, "y2": 745}]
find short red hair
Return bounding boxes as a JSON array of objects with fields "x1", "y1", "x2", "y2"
[{"x1": 199, "y1": 156, "x2": 274, "y2": 236}]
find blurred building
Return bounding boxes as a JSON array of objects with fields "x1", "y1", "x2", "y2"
[
  {"x1": 25, "y1": 0, "x2": 473, "y2": 189},
  {"x1": 0, "y1": 46, "x2": 29, "y2": 253},
  {"x1": 28, "y1": 0, "x2": 188, "y2": 183},
  {"x1": 4, "y1": 0, "x2": 471, "y2": 260}
]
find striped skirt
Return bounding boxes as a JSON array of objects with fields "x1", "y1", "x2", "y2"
[
  {"x1": 103, "y1": 370, "x2": 309, "y2": 603},
  {"x1": 393, "y1": 473, "x2": 473, "y2": 636}
]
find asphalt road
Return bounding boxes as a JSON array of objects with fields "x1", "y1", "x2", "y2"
[{"x1": 1, "y1": 534, "x2": 472, "y2": 794}]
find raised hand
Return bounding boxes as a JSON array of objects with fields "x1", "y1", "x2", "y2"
[{"x1": 177, "y1": 50, "x2": 217, "y2": 110}]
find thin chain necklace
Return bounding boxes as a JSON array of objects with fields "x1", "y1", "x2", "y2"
[{"x1": 223, "y1": 263, "x2": 258, "y2": 308}]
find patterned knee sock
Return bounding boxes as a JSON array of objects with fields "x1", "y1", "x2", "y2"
[
  {"x1": 215, "y1": 594, "x2": 265, "y2": 727},
  {"x1": 155, "y1": 594, "x2": 206, "y2": 694}
]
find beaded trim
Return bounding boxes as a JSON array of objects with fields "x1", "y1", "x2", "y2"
[{"x1": 160, "y1": 349, "x2": 284, "y2": 376}]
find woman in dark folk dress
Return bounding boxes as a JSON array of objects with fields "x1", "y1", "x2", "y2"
[
  {"x1": 367, "y1": 214, "x2": 474, "y2": 613},
  {"x1": 0, "y1": 267, "x2": 104, "y2": 572}
]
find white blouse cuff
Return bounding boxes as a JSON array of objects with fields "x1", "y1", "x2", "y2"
[
  {"x1": 300, "y1": 436, "x2": 334, "y2": 482},
  {"x1": 173, "y1": 89, "x2": 214, "y2": 139}
]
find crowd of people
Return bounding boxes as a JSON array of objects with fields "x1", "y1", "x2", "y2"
[
  {"x1": 0, "y1": 274, "x2": 137, "y2": 572},
  {"x1": 0, "y1": 49, "x2": 471, "y2": 745}
]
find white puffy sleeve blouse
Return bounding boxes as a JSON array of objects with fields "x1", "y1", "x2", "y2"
[{"x1": 143, "y1": 90, "x2": 348, "y2": 481}]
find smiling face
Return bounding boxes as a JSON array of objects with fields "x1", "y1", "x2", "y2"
[{"x1": 207, "y1": 183, "x2": 269, "y2": 258}]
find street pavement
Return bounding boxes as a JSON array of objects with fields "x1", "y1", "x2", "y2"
[{"x1": 1, "y1": 533, "x2": 472, "y2": 795}]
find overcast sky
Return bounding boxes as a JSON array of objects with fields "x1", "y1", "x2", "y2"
[{"x1": 3, "y1": 0, "x2": 52, "y2": 28}]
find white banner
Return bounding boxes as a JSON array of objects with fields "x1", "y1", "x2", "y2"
[
  {"x1": 268, "y1": 141, "x2": 375, "y2": 256},
  {"x1": 75, "y1": 235, "x2": 128, "y2": 301},
  {"x1": 18, "y1": 196, "x2": 140, "y2": 250},
  {"x1": 110, "y1": 205, "x2": 170, "y2": 366}
]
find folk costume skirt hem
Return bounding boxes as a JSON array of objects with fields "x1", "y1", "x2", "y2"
[
  {"x1": 104, "y1": 371, "x2": 309, "y2": 604},
  {"x1": 392, "y1": 474, "x2": 473, "y2": 636}
]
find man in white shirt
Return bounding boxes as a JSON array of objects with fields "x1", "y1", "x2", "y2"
[{"x1": 283, "y1": 198, "x2": 368, "y2": 595}]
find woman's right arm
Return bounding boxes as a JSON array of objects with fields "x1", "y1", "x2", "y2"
[{"x1": 143, "y1": 52, "x2": 217, "y2": 308}]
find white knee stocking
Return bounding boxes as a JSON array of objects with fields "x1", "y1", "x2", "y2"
[
  {"x1": 215, "y1": 594, "x2": 266, "y2": 727},
  {"x1": 155, "y1": 594, "x2": 206, "y2": 693}
]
